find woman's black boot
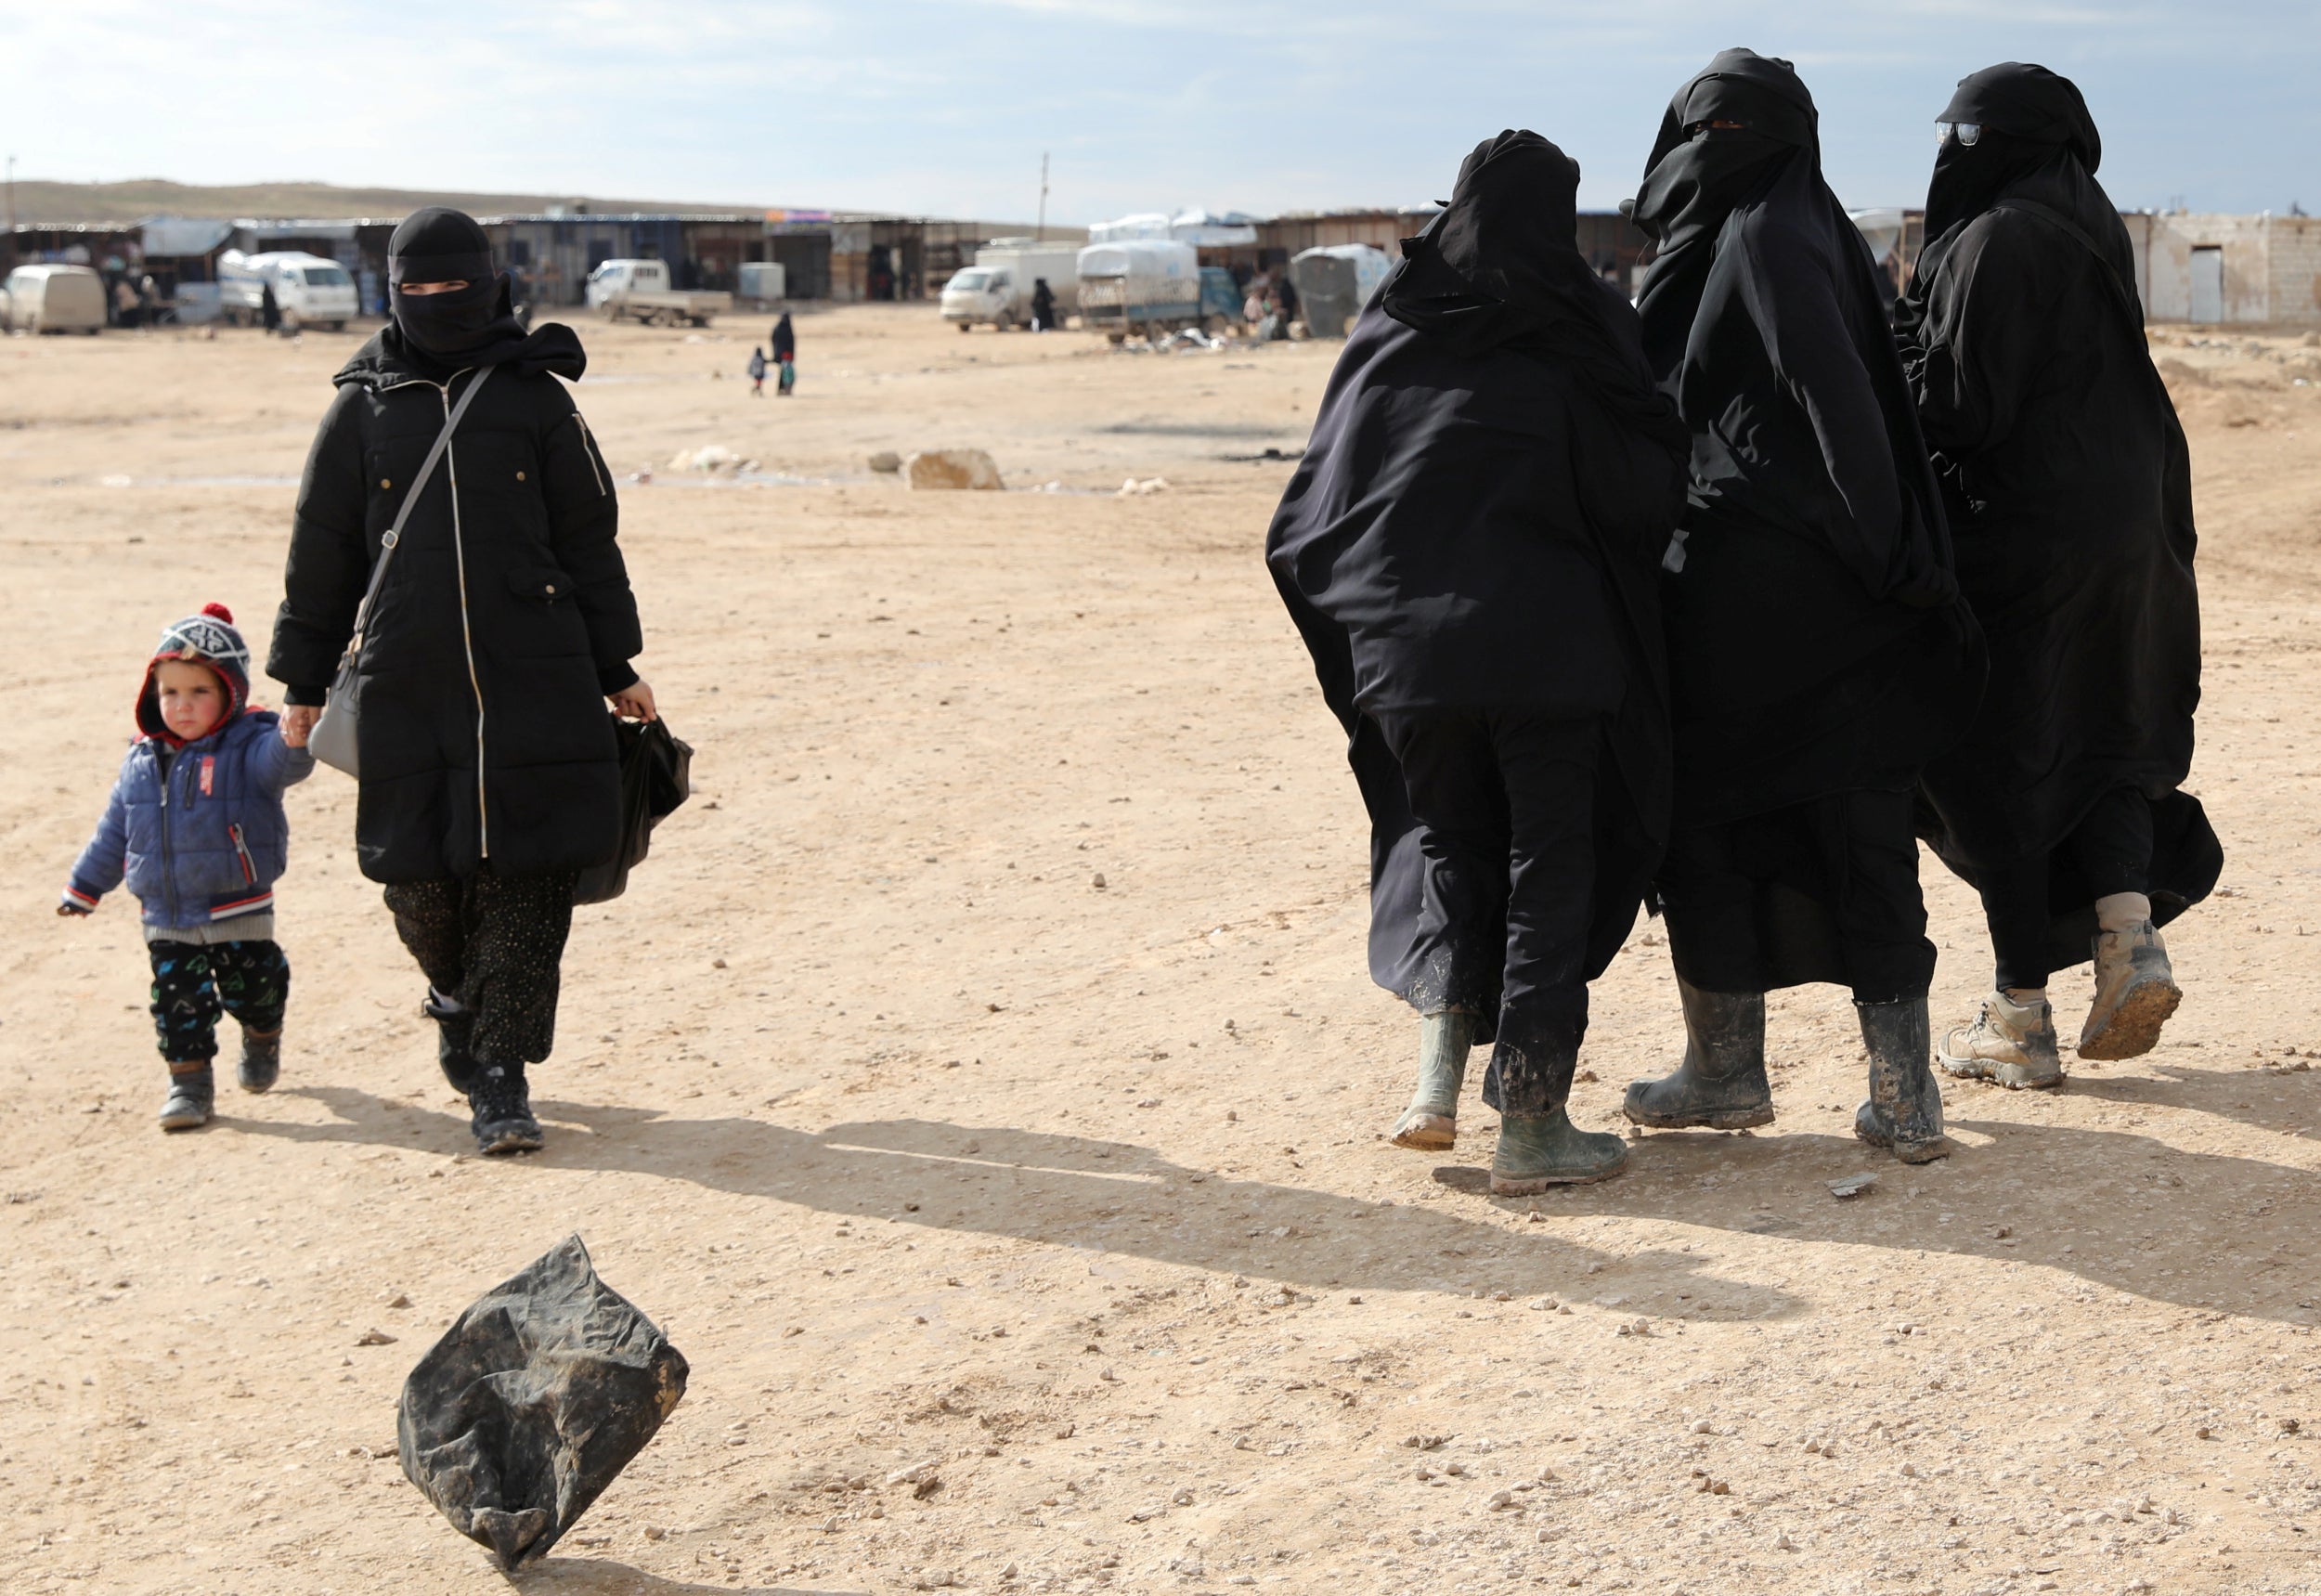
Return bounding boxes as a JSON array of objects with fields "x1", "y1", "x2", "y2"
[
  {"x1": 1854, "y1": 997, "x2": 1948, "y2": 1163},
  {"x1": 424, "y1": 990, "x2": 481, "y2": 1095},
  {"x1": 1623, "y1": 978, "x2": 1773, "y2": 1129},
  {"x1": 468, "y1": 1062, "x2": 544, "y2": 1156}
]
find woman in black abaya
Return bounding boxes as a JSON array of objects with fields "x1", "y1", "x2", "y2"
[
  {"x1": 1267, "y1": 132, "x2": 1689, "y2": 1191},
  {"x1": 1618, "y1": 51, "x2": 1984, "y2": 1164},
  {"x1": 1898, "y1": 65, "x2": 2213, "y2": 1088}
]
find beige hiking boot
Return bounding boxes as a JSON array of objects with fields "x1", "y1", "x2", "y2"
[
  {"x1": 1938, "y1": 990, "x2": 2063, "y2": 1089},
  {"x1": 2078, "y1": 921, "x2": 2182, "y2": 1060}
]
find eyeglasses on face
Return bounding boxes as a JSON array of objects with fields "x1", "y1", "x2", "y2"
[{"x1": 1936, "y1": 121, "x2": 1983, "y2": 147}]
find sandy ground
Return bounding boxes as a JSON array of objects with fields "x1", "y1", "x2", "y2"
[{"x1": 6, "y1": 306, "x2": 2321, "y2": 1596}]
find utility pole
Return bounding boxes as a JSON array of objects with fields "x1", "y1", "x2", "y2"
[
  {"x1": 6, "y1": 154, "x2": 16, "y2": 240},
  {"x1": 1036, "y1": 152, "x2": 1049, "y2": 241}
]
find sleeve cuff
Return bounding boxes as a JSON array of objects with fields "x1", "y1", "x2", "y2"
[
  {"x1": 61, "y1": 886, "x2": 99, "y2": 909},
  {"x1": 283, "y1": 684, "x2": 331, "y2": 707},
  {"x1": 596, "y1": 661, "x2": 640, "y2": 694}
]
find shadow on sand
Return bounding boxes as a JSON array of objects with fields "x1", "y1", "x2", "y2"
[{"x1": 241, "y1": 1073, "x2": 2321, "y2": 1324}]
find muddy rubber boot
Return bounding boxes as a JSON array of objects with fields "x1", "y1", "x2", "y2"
[
  {"x1": 158, "y1": 1064, "x2": 214, "y2": 1132},
  {"x1": 1623, "y1": 978, "x2": 1772, "y2": 1129},
  {"x1": 1490, "y1": 1109, "x2": 1629, "y2": 1192},
  {"x1": 1938, "y1": 990, "x2": 2062, "y2": 1089},
  {"x1": 1390, "y1": 1010, "x2": 1473, "y2": 1150},
  {"x1": 2078, "y1": 922, "x2": 2181, "y2": 1061},
  {"x1": 237, "y1": 1026, "x2": 281, "y2": 1094},
  {"x1": 424, "y1": 989, "x2": 481, "y2": 1095},
  {"x1": 468, "y1": 1063, "x2": 544, "y2": 1156},
  {"x1": 1853, "y1": 997, "x2": 1948, "y2": 1163}
]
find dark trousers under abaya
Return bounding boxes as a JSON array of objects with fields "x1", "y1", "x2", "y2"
[
  {"x1": 1977, "y1": 785, "x2": 2153, "y2": 991},
  {"x1": 1370, "y1": 709, "x2": 1599, "y2": 1117},
  {"x1": 1659, "y1": 788, "x2": 1936, "y2": 1005},
  {"x1": 384, "y1": 871, "x2": 577, "y2": 1068}
]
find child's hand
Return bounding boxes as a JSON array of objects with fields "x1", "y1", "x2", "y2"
[
  {"x1": 282, "y1": 706, "x2": 320, "y2": 747},
  {"x1": 56, "y1": 900, "x2": 92, "y2": 917}
]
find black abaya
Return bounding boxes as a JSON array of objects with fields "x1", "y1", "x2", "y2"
[
  {"x1": 1896, "y1": 63, "x2": 2216, "y2": 975},
  {"x1": 1266, "y1": 132, "x2": 1688, "y2": 1051},
  {"x1": 1630, "y1": 50, "x2": 1986, "y2": 998}
]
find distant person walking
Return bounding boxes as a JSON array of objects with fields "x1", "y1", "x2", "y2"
[
  {"x1": 260, "y1": 280, "x2": 282, "y2": 336},
  {"x1": 269, "y1": 206, "x2": 654, "y2": 1157},
  {"x1": 746, "y1": 345, "x2": 768, "y2": 396},
  {"x1": 1896, "y1": 63, "x2": 2214, "y2": 1084},
  {"x1": 771, "y1": 312, "x2": 797, "y2": 396},
  {"x1": 1030, "y1": 277, "x2": 1058, "y2": 332}
]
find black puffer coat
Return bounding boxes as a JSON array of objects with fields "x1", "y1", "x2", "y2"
[{"x1": 268, "y1": 325, "x2": 642, "y2": 884}]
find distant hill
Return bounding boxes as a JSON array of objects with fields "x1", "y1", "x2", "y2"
[{"x1": 6, "y1": 178, "x2": 773, "y2": 226}]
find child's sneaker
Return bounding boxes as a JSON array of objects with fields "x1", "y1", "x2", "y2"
[
  {"x1": 159, "y1": 1064, "x2": 214, "y2": 1131},
  {"x1": 238, "y1": 1026, "x2": 282, "y2": 1093}
]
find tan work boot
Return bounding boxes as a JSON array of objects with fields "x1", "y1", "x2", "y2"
[
  {"x1": 1938, "y1": 990, "x2": 2064, "y2": 1089},
  {"x1": 2078, "y1": 922, "x2": 2181, "y2": 1061}
]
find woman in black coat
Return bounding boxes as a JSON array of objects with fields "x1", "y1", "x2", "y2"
[
  {"x1": 1268, "y1": 132, "x2": 1689, "y2": 1191},
  {"x1": 1617, "y1": 51, "x2": 1985, "y2": 1165},
  {"x1": 1899, "y1": 64, "x2": 2213, "y2": 1086},
  {"x1": 269, "y1": 207, "x2": 652, "y2": 1156}
]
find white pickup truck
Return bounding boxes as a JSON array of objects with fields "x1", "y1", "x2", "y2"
[{"x1": 585, "y1": 259, "x2": 733, "y2": 327}]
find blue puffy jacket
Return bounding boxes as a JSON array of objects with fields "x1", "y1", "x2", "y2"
[{"x1": 66, "y1": 711, "x2": 316, "y2": 931}]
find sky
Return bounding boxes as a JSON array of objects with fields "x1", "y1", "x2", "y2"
[{"x1": 3, "y1": 1, "x2": 2315, "y2": 221}]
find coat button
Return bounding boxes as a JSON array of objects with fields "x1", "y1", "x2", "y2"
[
  {"x1": 380, "y1": 478, "x2": 392, "y2": 489},
  {"x1": 545, "y1": 584, "x2": 557, "y2": 595},
  {"x1": 516, "y1": 470, "x2": 526, "y2": 482}
]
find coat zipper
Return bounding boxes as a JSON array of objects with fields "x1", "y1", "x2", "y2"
[
  {"x1": 575, "y1": 414, "x2": 608, "y2": 496},
  {"x1": 437, "y1": 374, "x2": 491, "y2": 860},
  {"x1": 229, "y1": 823, "x2": 257, "y2": 885}
]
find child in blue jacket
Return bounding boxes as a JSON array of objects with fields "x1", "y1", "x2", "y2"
[{"x1": 59, "y1": 603, "x2": 315, "y2": 1130}]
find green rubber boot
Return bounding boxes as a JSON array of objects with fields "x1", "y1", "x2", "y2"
[
  {"x1": 1390, "y1": 1010, "x2": 1473, "y2": 1150},
  {"x1": 1489, "y1": 1109, "x2": 1629, "y2": 1193},
  {"x1": 1623, "y1": 977, "x2": 1773, "y2": 1129},
  {"x1": 1854, "y1": 997, "x2": 1949, "y2": 1164}
]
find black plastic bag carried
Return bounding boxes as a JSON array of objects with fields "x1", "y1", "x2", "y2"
[
  {"x1": 398, "y1": 1236, "x2": 689, "y2": 1569},
  {"x1": 574, "y1": 715, "x2": 693, "y2": 906}
]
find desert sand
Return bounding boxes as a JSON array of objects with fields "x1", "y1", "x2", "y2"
[{"x1": 5, "y1": 307, "x2": 2321, "y2": 1596}]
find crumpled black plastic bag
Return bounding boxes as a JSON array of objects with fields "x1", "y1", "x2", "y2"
[
  {"x1": 575, "y1": 715, "x2": 694, "y2": 906},
  {"x1": 397, "y1": 1235, "x2": 688, "y2": 1569}
]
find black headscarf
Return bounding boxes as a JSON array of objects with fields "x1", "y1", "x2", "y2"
[
  {"x1": 1629, "y1": 49, "x2": 1817, "y2": 377},
  {"x1": 1631, "y1": 48, "x2": 1955, "y2": 609},
  {"x1": 1898, "y1": 64, "x2": 2134, "y2": 337},
  {"x1": 387, "y1": 207, "x2": 533, "y2": 372},
  {"x1": 1381, "y1": 130, "x2": 1687, "y2": 454}
]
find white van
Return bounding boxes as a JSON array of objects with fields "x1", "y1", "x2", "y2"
[
  {"x1": 940, "y1": 241, "x2": 1079, "y2": 331},
  {"x1": 218, "y1": 251, "x2": 358, "y2": 331},
  {"x1": 1, "y1": 264, "x2": 106, "y2": 334}
]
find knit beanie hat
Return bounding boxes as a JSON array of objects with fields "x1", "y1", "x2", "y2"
[{"x1": 136, "y1": 602, "x2": 252, "y2": 741}]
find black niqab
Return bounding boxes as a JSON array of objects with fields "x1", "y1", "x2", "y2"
[
  {"x1": 1898, "y1": 64, "x2": 2133, "y2": 340},
  {"x1": 1381, "y1": 131, "x2": 1689, "y2": 454},
  {"x1": 388, "y1": 207, "x2": 534, "y2": 373},
  {"x1": 1896, "y1": 63, "x2": 2213, "y2": 929},
  {"x1": 1630, "y1": 49, "x2": 1983, "y2": 829}
]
